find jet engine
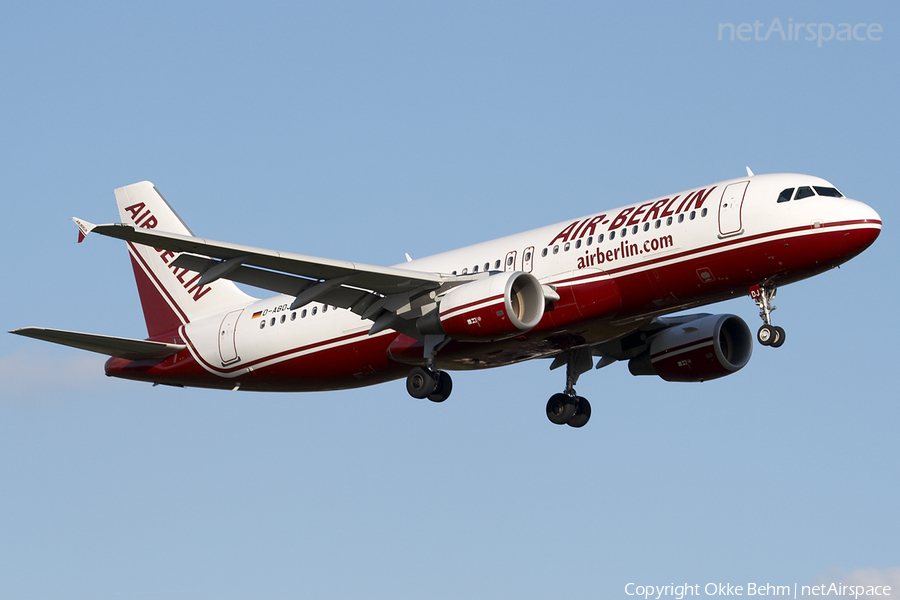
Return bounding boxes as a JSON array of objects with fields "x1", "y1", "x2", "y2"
[
  {"x1": 628, "y1": 314, "x2": 753, "y2": 382},
  {"x1": 418, "y1": 271, "x2": 546, "y2": 342}
]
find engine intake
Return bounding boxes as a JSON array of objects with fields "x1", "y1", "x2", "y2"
[
  {"x1": 424, "y1": 271, "x2": 546, "y2": 342},
  {"x1": 628, "y1": 314, "x2": 753, "y2": 382}
]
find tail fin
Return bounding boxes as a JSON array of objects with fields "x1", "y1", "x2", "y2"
[{"x1": 114, "y1": 181, "x2": 254, "y2": 337}]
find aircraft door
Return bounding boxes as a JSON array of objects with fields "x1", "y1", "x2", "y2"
[
  {"x1": 504, "y1": 250, "x2": 517, "y2": 272},
  {"x1": 218, "y1": 309, "x2": 243, "y2": 365},
  {"x1": 718, "y1": 181, "x2": 748, "y2": 237},
  {"x1": 522, "y1": 246, "x2": 534, "y2": 273}
]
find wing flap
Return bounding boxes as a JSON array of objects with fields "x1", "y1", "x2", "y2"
[{"x1": 10, "y1": 327, "x2": 185, "y2": 360}]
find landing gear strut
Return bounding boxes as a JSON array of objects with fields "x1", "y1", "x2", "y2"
[
  {"x1": 405, "y1": 334, "x2": 453, "y2": 403},
  {"x1": 751, "y1": 284, "x2": 785, "y2": 348},
  {"x1": 546, "y1": 348, "x2": 593, "y2": 428}
]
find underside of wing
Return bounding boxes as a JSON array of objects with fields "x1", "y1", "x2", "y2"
[
  {"x1": 10, "y1": 327, "x2": 185, "y2": 360},
  {"x1": 81, "y1": 222, "x2": 480, "y2": 336}
]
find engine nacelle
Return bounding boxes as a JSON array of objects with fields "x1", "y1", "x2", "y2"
[
  {"x1": 628, "y1": 314, "x2": 753, "y2": 382},
  {"x1": 426, "y1": 271, "x2": 546, "y2": 342}
]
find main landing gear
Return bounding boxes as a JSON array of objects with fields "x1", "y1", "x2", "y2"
[
  {"x1": 405, "y1": 334, "x2": 453, "y2": 403},
  {"x1": 406, "y1": 366, "x2": 453, "y2": 403},
  {"x1": 751, "y1": 283, "x2": 786, "y2": 348},
  {"x1": 546, "y1": 348, "x2": 593, "y2": 428}
]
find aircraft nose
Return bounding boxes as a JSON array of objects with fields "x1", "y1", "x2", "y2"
[{"x1": 840, "y1": 198, "x2": 881, "y2": 254}]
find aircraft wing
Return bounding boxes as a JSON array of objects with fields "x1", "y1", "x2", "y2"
[
  {"x1": 75, "y1": 220, "x2": 479, "y2": 334},
  {"x1": 10, "y1": 327, "x2": 185, "y2": 360}
]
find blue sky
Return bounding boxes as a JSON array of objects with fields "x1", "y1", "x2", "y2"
[{"x1": 2, "y1": 2, "x2": 898, "y2": 599}]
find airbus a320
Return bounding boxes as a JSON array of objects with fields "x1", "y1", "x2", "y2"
[{"x1": 12, "y1": 169, "x2": 881, "y2": 427}]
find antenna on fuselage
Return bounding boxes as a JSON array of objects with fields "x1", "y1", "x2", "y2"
[{"x1": 746, "y1": 166, "x2": 755, "y2": 177}]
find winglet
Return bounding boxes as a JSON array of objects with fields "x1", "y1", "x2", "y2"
[{"x1": 72, "y1": 217, "x2": 95, "y2": 243}]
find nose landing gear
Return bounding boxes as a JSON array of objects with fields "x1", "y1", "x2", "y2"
[{"x1": 751, "y1": 284, "x2": 786, "y2": 347}]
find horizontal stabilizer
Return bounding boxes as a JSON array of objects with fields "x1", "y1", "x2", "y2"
[{"x1": 10, "y1": 327, "x2": 185, "y2": 360}]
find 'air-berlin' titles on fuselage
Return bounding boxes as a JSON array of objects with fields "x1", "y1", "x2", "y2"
[
  {"x1": 123, "y1": 201, "x2": 213, "y2": 302},
  {"x1": 548, "y1": 186, "x2": 718, "y2": 246}
]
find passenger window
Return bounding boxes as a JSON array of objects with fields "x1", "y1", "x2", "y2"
[
  {"x1": 462, "y1": 268, "x2": 468, "y2": 274},
  {"x1": 280, "y1": 315, "x2": 286, "y2": 323},
  {"x1": 609, "y1": 231, "x2": 615, "y2": 240},
  {"x1": 472, "y1": 265, "x2": 479, "y2": 273},
  {"x1": 494, "y1": 260, "x2": 501, "y2": 269},
  {"x1": 678, "y1": 214, "x2": 684, "y2": 223},
  {"x1": 302, "y1": 309, "x2": 307, "y2": 318},
  {"x1": 795, "y1": 186, "x2": 814, "y2": 200},
  {"x1": 598, "y1": 233, "x2": 604, "y2": 243},
  {"x1": 291, "y1": 312, "x2": 296, "y2": 321},
  {"x1": 621, "y1": 228, "x2": 627, "y2": 238},
  {"x1": 814, "y1": 186, "x2": 843, "y2": 197},
  {"x1": 666, "y1": 217, "x2": 673, "y2": 226},
  {"x1": 322, "y1": 305, "x2": 328, "y2": 313},
  {"x1": 777, "y1": 188, "x2": 794, "y2": 203},
  {"x1": 690, "y1": 210, "x2": 696, "y2": 220},
  {"x1": 484, "y1": 263, "x2": 490, "y2": 271},
  {"x1": 552, "y1": 245, "x2": 559, "y2": 254},
  {"x1": 541, "y1": 249, "x2": 548, "y2": 258},
  {"x1": 575, "y1": 239, "x2": 581, "y2": 249},
  {"x1": 564, "y1": 242, "x2": 570, "y2": 252},
  {"x1": 524, "y1": 252, "x2": 531, "y2": 262},
  {"x1": 259, "y1": 321, "x2": 265, "y2": 329},
  {"x1": 632, "y1": 225, "x2": 638, "y2": 235},
  {"x1": 312, "y1": 306, "x2": 317, "y2": 315},
  {"x1": 643, "y1": 223, "x2": 650, "y2": 232},
  {"x1": 701, "y1": 208, "x2": 708, "y2": 217},
  {"x1": 587, "y1": 236, "x2": 593, "y2": 246},
  {"x1": 655, "y1": 219, "x2": 661, "y2": 229},
  {"x1": 270, "y1": 317, "x2": 275, "y2": 326}
]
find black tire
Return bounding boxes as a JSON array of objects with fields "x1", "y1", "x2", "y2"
[
  {"x1": 427, "y1": 371, "x2": 453, "y2": 403},
  {"x1": 771, "y1": 326, "x2": 786, "y2": 348},
  {"x1": 546, "y1": 393, "x2": 576, "y2": 425},
  {"x1": 567, "y1": 396, "x2": 591, "y2": 428},
  {"x1": 757, "y1": 324, "x2": 775, "y2": 346},
  {"x1": 407, "y1": 366, "x2": 437, "y2": 399}
]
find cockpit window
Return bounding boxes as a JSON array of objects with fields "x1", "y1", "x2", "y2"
[
  {"x1": 794, "y1": 186, "x2": 815, "y2": 200},
  {"x1": 777, "y1": 188, "x2": 794, "y2": 203},
  {"x1": 814, "y1": 186, "x2": 843, "y2": 198}
]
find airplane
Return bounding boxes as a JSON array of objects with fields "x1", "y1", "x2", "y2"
[{"x1": 11, "y1": 169, "x2": 881, "y2": 427}]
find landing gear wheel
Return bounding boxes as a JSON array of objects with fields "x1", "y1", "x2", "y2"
[
  {"x1": 567, "y1": 396, "x2": 591, "y2": 428},
  {"x1": 546, "y1": 393, "x2": 577, "y2": 425},
  {"x1": 771, "y1": 326, "x2": 786, "y2": 348},
  {"x1": 406, "y1": 366, "x2": 437, "y2": 399},
  {"x1": 427, "y1": 370, "x2": 453, "y2": 403},
  {"x1": 757, "y1": 324, "x2": 775, "y2": 346}
]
